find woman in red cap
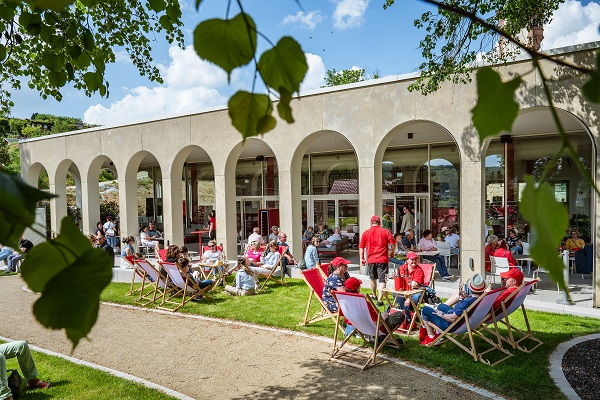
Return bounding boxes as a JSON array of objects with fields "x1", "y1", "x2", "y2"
[{"x1": 321, "y1": 257, "x2": 351, "y2": 313}]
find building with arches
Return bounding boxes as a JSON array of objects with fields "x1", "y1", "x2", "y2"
[{"x1": 19, "y1": 42, "x2": 600, "y2": 306}]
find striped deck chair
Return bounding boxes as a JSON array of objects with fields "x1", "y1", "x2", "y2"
[
  {"x1": 329, "y1": 291, "x2": 403, "y2": 370},
  {"x1": 424, "y1": 288, "x2": 513, "y2": 366},
  {"x1": 134, "y1": 259, "x2": 168, "y2": 306},
  {"x1": 297, "y1": 268, "x2": 344, "y2": 334},
  {"x1": 157, "y1": 262, "x2": 216, "y2": 312},
  {"x1": 477, "y1": 279, "x2": 542, "y2": 354},
  {"x1": 125, "y1": 255, "x2": 143, "y2": 296},
  {"x1": 257, "y1": 246, "x2": 288, "y2": 292},
  {"x1": 158, "y1": 249, "x2": 168, "y2": 262}
]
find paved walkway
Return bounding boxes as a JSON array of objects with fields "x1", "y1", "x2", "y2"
[{"x1": 0, "y1": 276, "x2": 494, "y2": 400}]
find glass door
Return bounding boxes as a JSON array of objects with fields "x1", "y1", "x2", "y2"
[{"x1": 236, "y1": 197, "x2": 262, "y2": 240}]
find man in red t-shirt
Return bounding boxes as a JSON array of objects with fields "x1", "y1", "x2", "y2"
[
  {"x1": 359, "y1": 215, "x2": 395, "y2": 306},
  {"x1": 491, "y1": 268, "x2": 524, "y2": 315}
]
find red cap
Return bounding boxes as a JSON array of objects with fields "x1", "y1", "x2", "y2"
[
  {"x1": 370, "y1": 215, "x2": 380, "y2": 223},
  {"x1": 344, "y1": 277, "x2": 362, "y2": 292},
  {"x1": 406, "y1": 251, "x2": 419, "y2": 260},
  {"x1": 500, "y1": 268, "x2": 524, "y2": 284},
  {"x1": 331, "y1": 257, "x2": 351, "y2": 267}
]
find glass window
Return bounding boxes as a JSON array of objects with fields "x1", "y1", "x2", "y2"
[
  {"x1": 235, "y1": 157, "x2": 278, "y2": 196},
  {"x1": 382, "y1": 145, "x2": 429, "y2": 193},
  {"x1": 310, "y1": 152, "x2": 357, "y2": 195}
]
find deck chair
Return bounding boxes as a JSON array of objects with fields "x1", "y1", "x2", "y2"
[
  {"x1": 257, "y1": 246, "x2": 288, "y2": 292},
  {"x1": 477, "y1": 279, "x2": 543, "y2": 354},
  {"x1": 424, "y1": 288, "x2": 513, "y2": 366},
  {"x1": 133, "y1": 259, "x2": 169, "y2": 306},
  {"x1": 297, "y1": 268, "x2": 344, "y2": 333},
  {"x1": 329, "y1": 291, "x2": 403, "y2": 370},
  {"x1": 157, "y1": 262, "x2": 216, "y2": 312},
  {"x1": 125, "y1": 256, "x2": 143, "y2": 296},
  {"x1": 158, "y1": 249, "x2": 167, "y2": 262},
  {"x1": 319, "y1": 263, "x2": 330, "y2": 278},
  {"x1": 420, "y1": 262, "x2": 436, "y2": 290}
]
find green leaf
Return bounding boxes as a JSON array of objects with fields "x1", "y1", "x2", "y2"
[
  {"x1": 82, "y1": 29, "x2": 95, "y2": 51},
  {"x1": 166, "y1": 4, "x2": 180, "y2": 21},
  {"x1": 195, "y1": 0, "x2": 203, "y2": 10},
  {"x1": 276, "y1": 88, "x2": 294, "y2": 123},
  {"x1": 26, "y1": 0, "x2": 74, "y2": 11},
  {"x1": 520, "y1": 175, "x2": 571, "y2": 298},
  {"x1": 258, "y1": 36, "x2": 307, "y2": 95},
  {"x1": 147, "y1": 0, "x2": 166, "y2": 13},
  {"x1": 0, "y1": 45, "x2": 6, "y2": 62},
  {"x1": 582, "y1": 52, "x2": 600, "y2": 103},
  {"x1": 0, "y1": 171, "x2": 54, "y2": 248},
  {"x1": 0, "y1": 5, "x2": 16, "y2": 21},
  {"x1": 194, "y1": 13, "x2": 256, "y2": 79},
  {"x1": 41, "y1": 53, "x2": 64, "y2": 72},
  {"x1": 158, "y1": 14, "x2": 172, "y2": 30},
  {"x1": 22, "y1": 218, "x2": 112, "y2": 349},
  {"x1": 26, "y1": 23, "x2": 42, "y2": 36},
  {"x1": 471, "y1": 67, "x2": 521, "y2": 142},
  {"x1": 48, "y1": 71, "x2": 67, "y2": 87},
  {"x1": 66, "y1": 44, "x2": 81, "y2": 60},
  {"x1": 228, "y1": 91, "x2": 275, "y2": 139},
  {"x1": 65, "y1": 62, "x2": 74, "y2": 80},
  {"x1": 75, "y1": 52, "x2": 92, "y2": 69},
  {"x1": 83, "y1": 71, "x2": 102, "y2": 91}
]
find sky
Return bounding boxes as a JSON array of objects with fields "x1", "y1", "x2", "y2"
[{"x1": 10, "y1": 0, "x2": 600, "y2": 125}]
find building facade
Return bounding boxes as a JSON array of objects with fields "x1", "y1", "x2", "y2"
[{"x1": 20, "y1": 42, "x2": 600, "y2": 306}]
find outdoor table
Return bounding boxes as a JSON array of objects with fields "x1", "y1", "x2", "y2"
[
  {"x1": 415, "y1": 250, "x2": 440, "y2": 257},
  {"x1": 194, "y1": 261, "x2": 226, "y2": 285},
  {"x1": 381, "y1": 286, "x2": 425, "y2": 335},
  {"x1": 191, "y1": 230, "x2": 209, "y2": 245}
]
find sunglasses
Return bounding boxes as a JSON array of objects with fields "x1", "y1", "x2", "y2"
[{"x1": 209, "y1": 245, "x2": 216, "y2": 248}]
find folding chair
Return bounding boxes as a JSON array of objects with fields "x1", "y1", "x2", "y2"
[
  {"x1": 319, "y1": 263, "x2": 330, "y2": 278},
  {"x1": 329, "y1": 291, "x2": 403, "y2": 370},
  {"x1": 420, "y1": 262, "x2": 436, "y2": 290},
  {"x1": 477, "y1": 279, "x2": 543, "y2": 354},
  {"x1": 489, "y1": 256, "x2": 510, "y2": 284},
  {"x1": 133, "y1": 259, "x2": 169, "y2": 306},
  {"x1": 124, "y1": 256, "x2": 143, "y2": 296},
  {"x1": 158, "y1": 249, "x2": 167, "y2": 262},
  {"x1": 297, "y1": 268, "x2": 344, "y2": 334},
  {"x1": 157, "y1": 262, "x2": 216, "y2": 312},
  {"x1": 424, "y1": 288, "x2": 513, "y2": 366},
  {"x1": 257, "y1": 246, "x2": 288, "y2": 292}
]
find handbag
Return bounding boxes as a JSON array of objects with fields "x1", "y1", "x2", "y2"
[
  {"x1": 297, "y1": 259, "x2": 307, "y2": 270},
  {"x1": 8, "y1": 369, "x2": 22, "y2": 399}
]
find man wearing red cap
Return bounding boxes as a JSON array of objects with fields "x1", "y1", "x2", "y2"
[
  {"x1": 492, "y1": 268, "x2": 524, "y2": 314},
  {"x1": 359, "y1": 215, "x2": 395, "y2": 307}
]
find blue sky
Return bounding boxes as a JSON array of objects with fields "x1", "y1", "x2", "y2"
[{"x1": 11, "y1": 0, "x2": 600, "y2": 125}]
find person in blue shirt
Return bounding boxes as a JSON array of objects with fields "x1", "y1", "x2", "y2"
[{"x1": 225, "y1": 257, "x2": 258, "y2": 296}]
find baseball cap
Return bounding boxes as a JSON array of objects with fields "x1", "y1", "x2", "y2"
[
  {"x1": 331, "y1": 257, "x2": 351, "y2": 267},
  {"x1": 500, "y1": 268, "x2": 524, "y2": 284},
  {"x1": 406, "y1": 251, "x2": 419, "y2": 260},
  {"x1": 370, "y1": 215, "x2": 380, "y2": 223},
  {"x1": 344, "y1": 277, "x2": 362, "y2": 292},
  {"x1": 468, "y1": 274, "x2": 486, "y2": 293}
]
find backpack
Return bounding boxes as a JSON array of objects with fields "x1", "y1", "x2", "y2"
[{"x1": 8, "y1": 369, "x2": 22, "y2": 399}]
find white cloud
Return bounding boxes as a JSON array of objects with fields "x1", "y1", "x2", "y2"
[
  {"x1": 83, "y1": 45, "x2": 229, "y2": 126},
  {"x1": 282, "y1": 10, "x2": 325, "y2": 30},
  {"x1": 333, "y1": 0, "x2": 369, "y2": 30},
  {"x1": 113, "y1": 50, "x2": 130, "y2": 63},
  {"x1": 301, "y1": 53, "x2": 326, "y2": 91},
  {"x1": 543, "y1": 0, "x2": 600, "y2": 50}
]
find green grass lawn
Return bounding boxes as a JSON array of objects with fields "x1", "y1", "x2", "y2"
[
  {"x1": 101, "y1": 278, "x2": 600, "y2": 400},
  {"x1": 2, "y1": 343, "x2": 176, "y2": 400}
]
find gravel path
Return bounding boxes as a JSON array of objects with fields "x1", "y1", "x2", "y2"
[
  {"x1": 562, "y1": 338, "x2": 600, "y2": 400},
  {"x1": 0, "y1": 276, "x2": 491, "y2": 400}
]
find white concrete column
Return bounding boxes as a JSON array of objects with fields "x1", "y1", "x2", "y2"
[
  {"x1": 357, "y1": 164, "x2": 381, "y2": 236},
  {"x1": 119, "y1": 173, "x2": 139, "y2": 245},
  {"x1": 459, "y1": 160, "x2": 486, "y2": 281},
  {"x1": 214, "y1": 172, "x2": 237, "y2": 260},
  {"x1": 49, "y1": 182, "x2": 67, "y2": 237},
  {"x1": 162, "y1": 175, "x2": 184, "y2": 247},
  {"x1": 81, "y1": 180, "x2": 100, "y2": 235},
  {"x1": 277, "y1": 169, "x2": 302, "y2": 258}
]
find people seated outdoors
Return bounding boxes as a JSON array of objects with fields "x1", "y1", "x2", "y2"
[
  {"x1": 565, "y1": 229, "x2": 585, "y2": 251},
  {"x1": 277, "y1": 232, "x2": 296, "y2": 278},
  {"x1": 319, "y1": 227, "x2": 342, "y2": 247},
  {"x1": 389, "y1": 232, "x2": 407, "y2": 267},
  {"x1": 96, "y1": 233, "x2": 115, "y2": 266},
  {"x1": 146, "y1": 221, "x2": 162, "y2": 242},
  {"x1": 303, "y1": 236, "x2": 321, "y2": 270},
  {"x1": 315, "y1": 224, "x2": 328, "y2": 241},
  {"x1": 201, "y1": 240, "x2": 224, "y2": 282},
  {"x1": 0, "y1": 340, "x2": 50, "y2": 399},
  {"x1": 490, "y1": 268, "x2": 523, "y2": 315},
  {"x1": 436, "y1": 226, "x2": 448, "y2": 242},
  {"x1": 343, "y1": 277, "x2": 404, "y2": 345},
  {"x1": 401, "y1": 229, "x2": 417, "y2": 249},
  {"x1": 224, "y1": 257, "x2": 258, "y2": 296},
  {"x1": 420, "y1": 273, "x2": 486, "y2": 345},
  {"x1": 247, "y1": 227, "x2": 264, "y2": 245},
  {"x1": 177, "y1": 257, "x2": 214, "y2": 297},
  {"x1": 251, "y1": 241, "x2": 281, "y2": 277},
  {"x1": 6, "y1": 236, "x2": 33, "y2": 273},
  {"x1": 86, "y1": 234, "x2": 97, "y2": 246},
  {"x1": 493, "y1": 239, "x2": 517, "y2": 266},
  {"x1": 140, "y1": 225, "x2": 160, "y2": 258},
  {"x1": 0, "y1": 245, "x2": 15, "y2": 273},
  {"x1": 394, "y1": 252, "x2": 427, "y2": 325},
  {"x1": 321, "y1": 257, "x2": 351, "y2": 313},
  {"x1": 484, "y1": 235, "x2": 499, "y2": 273},
  {"x1": 179, "y1": 246, "x2": 191, "y2": 260},
  {"x1": 444, "y1": 228, "x2": 461, "y2": 254},
  {"x1": 302, "y1": 226, "x2": 315, "y2": 242},
  {"x1": 245, "y1": 241, "x2": 264, "y2": 266},
  {"x1": 506, "y1": 229, "x2": 523, "y2": 254},
  {"x1": 417, "y1": 230, "x2": 454, "y2": 280},
  {"x1": 120, "y1": 236, "x2": 136, "y2": 269},
  {"x1": 268, "y1": 225, "x2": 279, "y2": 242},
  {"x1": 95, "y1": 221, "x2": 104, "y2": 237},
  {"x1": 164, "y1": 244, "x2": 181, "y2": 263}
]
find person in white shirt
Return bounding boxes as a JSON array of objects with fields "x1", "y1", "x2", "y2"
[
  {"x1": 320, "y1": 227, "x2": 342, "y2": 248},
  {"x1": 268, "y1": 225, "x2": 279, "y2": 242},
  {"x1": 247, "y1": 227, "x2": 264, "y2": 245},
  {"x1": 444, "y1": 228, "x2": 461, "y2": 254}
]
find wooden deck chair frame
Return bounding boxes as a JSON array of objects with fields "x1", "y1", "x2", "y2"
[
  {"x1": 133, "y1": 259, "x2": 169, "y2": 306},
  {"x1": 477, "y1": 279, "x2": 542, "y2": 354},
  {"x1": 297, "y1": 268, "x2": 344, "y2": 334},
  {"x1": 425, "y1": 288, "x2": 513, "y2": 366},
  {"x1": 125, "y1": 256, "x2": 144, "y2": 296},
  {"x1": 257, "y1": 246, "x2": 288, "y2": 292},
  {"x1": 329, "y1": 291, "x2": 403, "y2": 370},
  {"x1": 157, "y1": 262, "x2": 216, "y2": 312}
]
